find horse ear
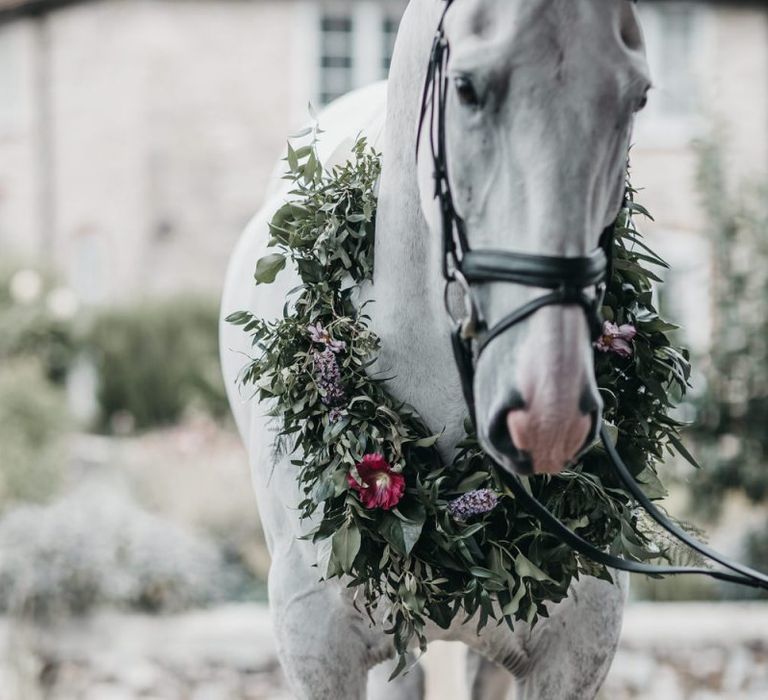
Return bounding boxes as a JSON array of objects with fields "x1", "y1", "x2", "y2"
[{"x1": 619, "y1": 1, "x2": 644, "y2": 52}]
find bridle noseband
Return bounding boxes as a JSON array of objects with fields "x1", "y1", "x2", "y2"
[{"x1": 418, "y1": 0, "x2": 768, "y2": 591}]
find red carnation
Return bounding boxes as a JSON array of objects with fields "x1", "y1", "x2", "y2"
[{"x1": 347, "y1": 454, "x2": 405, "y2": 510}]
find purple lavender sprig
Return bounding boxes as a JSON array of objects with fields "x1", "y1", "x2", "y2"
[
  {"x1": 328, "y1": 407, "x2": 346, "y2": 423},
  {"x1": 448, "y1": 489, "x2": 499, "y2": 522},
  {"x1": 307, "y1": 322, "x2": 348, "y2": 421},
  {"x1": 312, "y1": 348, "x2": 346, "y2": 407}
]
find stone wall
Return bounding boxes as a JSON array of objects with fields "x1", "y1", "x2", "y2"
[
  {"x1": 3, "y1": 602, "x2": 767, "y2": 699},
  {"x1": 602, "y1": 603, "x2": 768, "y2": 700}
]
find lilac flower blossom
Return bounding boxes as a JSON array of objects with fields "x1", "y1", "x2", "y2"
[
  {"x1": 448, "y1": 489, "x2": 499, "y2": 521},
  {"x1": 595, "y1": 321, "x2": 637, "y2": 359},
  {"x1": 312, "y1": 348, "x2": 346, "y2": 407},
  {"x1": 307, "y1": 322, "x2": 346, "y2": 353}
]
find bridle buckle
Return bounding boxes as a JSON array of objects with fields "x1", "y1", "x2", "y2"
[{"x1": 444, "y1": 267, "x2": 483, "y2": 340}]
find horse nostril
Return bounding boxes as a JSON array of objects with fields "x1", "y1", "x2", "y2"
[
  {"x1": 489, "y1": 408, "x2": 516, "y2": 456},
  {"x1": 487, "y1": 393, "x2": 531, "y2": 470},
  {"x1": 579, "y1": 385, "x2": 602, "y2": 416}
]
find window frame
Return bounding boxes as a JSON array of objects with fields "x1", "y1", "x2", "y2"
[{"x1": 315, "y1": 0, "x2": 407, "y2": 107}]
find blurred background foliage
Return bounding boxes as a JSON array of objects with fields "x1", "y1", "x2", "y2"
[
  {"x1": 0, "y1": 264, "x2": 228, "y2": 437},
  {"x1": 690, "y1": 142, "x2": 768, "y2": 511},
  {"x1": 0, "y1": 358, "x2": 68, "y2": 508},
  {"x1": 627, "y1": 139, "x2": 768, "y2": 603},
  {"x1": 683, "y1": 140, "x2": 768, "y2": 597},
  {"x1": 0, "y1": 485, "x2": 227, "y2": 618},
  {"x1": 0, "y1": 266, "x2": 79, "y2": 385},
  {"x1": 0, "y1": 266, "x2": 74, "y2": 508},
  {"x1": 88, "y1": 298, "x2": 228, "y2": 432},
  {"x1": 0, "y1": 264, "x2": 265, "y2": 619}
]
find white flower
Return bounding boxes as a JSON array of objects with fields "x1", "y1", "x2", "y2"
[
  {"x1": 46, "y1": 287, "x2": 80, "y2": 321},
  {"x1": 9, "y1": 269, "x2": 43, "y2": 305}
]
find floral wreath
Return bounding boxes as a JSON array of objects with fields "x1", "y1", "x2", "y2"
[{"x1": 228, "y1": 134, "x2": 695, "y2": 674}]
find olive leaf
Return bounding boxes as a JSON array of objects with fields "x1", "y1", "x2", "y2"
[
  {"x1": 254, "y1": 253, "x2": 286, "y2": 285},
  {"x1": 332, "y1": 522, "x2": 361, "y2": 573},
  {"x1": 514, "y1": 552, "x2": 553, "y2": 582}
]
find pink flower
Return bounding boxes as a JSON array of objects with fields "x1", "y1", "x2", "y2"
[
  {"x1": 595, "y1": 321, "x2": 637, "y2": 358},
  {"x1": 307, "y1": 322, "x2": 346, "y2": 353},
  {"x1": 347, "y1": 454, "x2": 405, "y2": 510}
]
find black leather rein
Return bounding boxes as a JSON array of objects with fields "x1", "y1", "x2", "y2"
[{"x1": 418, "y1": 0, "x2": 768, "y2": 591}]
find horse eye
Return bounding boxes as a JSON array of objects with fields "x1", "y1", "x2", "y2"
[
  {"x1": 634, "y1": 91, "x2": 649, "y2": 113},
  {"x1": 455, "y1": 76, "x2": 480, "y2": 107}
]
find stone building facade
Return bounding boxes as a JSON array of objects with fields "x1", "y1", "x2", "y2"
[
  {"x1": 0, "y1": 0, "x2": 766, "y2": 339},
  {"x1": 0, "y1": 0, "x2": 406, "y2": 303}
]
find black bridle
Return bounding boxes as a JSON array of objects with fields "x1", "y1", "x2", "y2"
[{"x1": 418, "y1": 0, "x2": 768, "y2": 591}]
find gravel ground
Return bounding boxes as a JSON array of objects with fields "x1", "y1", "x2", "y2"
[{"x1": 3, "y1": 602, "x2": 768, "y2": 699}]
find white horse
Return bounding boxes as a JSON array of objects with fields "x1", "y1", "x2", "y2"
[{"x1": 220, "y1": 1, "x2": 651, "y2": 697}]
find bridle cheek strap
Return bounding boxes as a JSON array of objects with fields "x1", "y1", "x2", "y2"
[{"x1": 422, "y1": 0, "x2": 768, "y2": 592}]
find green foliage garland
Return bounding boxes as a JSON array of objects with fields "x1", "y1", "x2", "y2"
[{"x1": 228, "y1": 135, "x2": 694, "y2": 671}]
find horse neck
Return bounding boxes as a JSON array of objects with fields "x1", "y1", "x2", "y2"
[{"x1": 371, "y1": 0, "x2": 467, "y2": 450}]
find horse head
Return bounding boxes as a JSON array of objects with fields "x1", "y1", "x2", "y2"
[{"x1": 416, "y1": 0, "x2": 651, "y2": 475}]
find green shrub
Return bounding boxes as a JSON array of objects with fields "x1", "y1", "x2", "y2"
[
  {"x1": 0, "y1": 266, "x2": 79, "y2": 383},
  {"x1": 0, "y1": 359, "x2": 69, "y2": 508},
  {"x1": 88, "y1": 297, "x2": 227, "y2": 431}
]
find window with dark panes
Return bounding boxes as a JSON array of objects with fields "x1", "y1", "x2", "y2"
[
  {"x1": 319, "y1": 15, "x2": 354, "y2": 106},
  {"x1": 316, "y1": 3, "x2": 407, "y2": 106}
]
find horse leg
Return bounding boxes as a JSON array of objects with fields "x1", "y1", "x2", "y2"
[
  {"x1": 367, "y1": 656, "x2": 425, "y2": 700},
  {"x1": 269, "y1": 552, "x2": 372, "y2": 700},
  {"x1": 515, "y1": 572, "x2": 628, "y2": 700},
  {"x1": 466, "y1": 650, "x2": 515, "y2": 699}
]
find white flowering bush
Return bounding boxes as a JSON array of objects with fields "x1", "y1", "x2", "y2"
[{"x1": 0, "y1": 484, "x2": 228, "y2": 619}]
